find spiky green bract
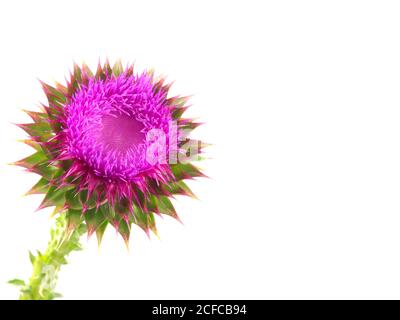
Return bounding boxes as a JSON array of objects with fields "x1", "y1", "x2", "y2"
[
  {"x1": 9, "y1": 214, "x2": 86, "y2": 300},
  {"x1": 16, "y1": 60, "x2": 205, "y2": 245}
]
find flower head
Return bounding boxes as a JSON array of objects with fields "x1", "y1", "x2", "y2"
[{"x1": 16, "y1": 61, "x2": 205, "y2": 244}]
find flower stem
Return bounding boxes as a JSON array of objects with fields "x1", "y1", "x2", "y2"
[{"x1": 17, "y1": 213, "x2": 86, "y2": 300}]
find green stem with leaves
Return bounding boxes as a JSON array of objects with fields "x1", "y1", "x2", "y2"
[{"x1": 9, "y1": 213, "x2": 86, "y2": 300}]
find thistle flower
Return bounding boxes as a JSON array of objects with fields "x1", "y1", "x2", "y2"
[{"x1": 11, "y1": 60, "x2": 205, "y2": 299}]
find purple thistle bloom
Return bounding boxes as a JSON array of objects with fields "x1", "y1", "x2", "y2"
[
  {"x1": 65, "y1": 72, "x2": 172, "y2": 181},
  {"x1": 12, "y1": 60, "x2": 206, "y2": 300},
  {"x1": 16, "y1": 61, "x2": 205, "y2": 242}
]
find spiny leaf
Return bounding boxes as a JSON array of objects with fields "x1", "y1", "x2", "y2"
[
  {"x1": 23, "y1": 110, "x2": 48, "y2": 123},
  {"x1": 65, "y1": 209, "x2": 84, "y2": 231},
  {"x1": 117, "y1": 218, "x2": 131, "y2": 245},
  {"x1": 112, "y1": 60, "x2": 123, "y2": 76},
  {"x1": 126, "y1": 64, "x2": 134, "y2": 76},
  {"x1": 172, "y1": 106, "x2": 189, "y2": 119},
  {"x1": 20, "y1": 139, "x2": 42, "y2": 152},
  {"x1": 38, "y1": 185, "x2": 66, "y2": 210},
  {"x1": 17, "y1": 122, "x2": 53, "y2": 140},
  {"x1": 84, "y1": 208, "x2": 106, "y2": 237},
  {"x1": 147, "y1": 212, "x2": 158, "y2": 235},
  {"x1": 30, "y1": 163, "x2": 59, "y2": 180},
  {"x1": 40, "y1": 81, "x2": 67, "y2": 106},
  {"x1": 55, "y1": 82, "x2": 69, "y2": 97},
  {"x1": 100, "y1": 203, "x2": 116, "y2": 221},
  {"x1": 145, "y1": 194, "x2": 160, "y2": 214},
  {"x1": 65, "y1": 190, "x2": 82, "y2": 210},
  {"x1": 179, "y1": 120, "x2": 202, "y2": 132},
  {"x1": 163, "y1": 180, "x2": 196, "y2": 198},
  {"x1": 153, "y1": 78, "x2": 170, "y2": 96},
  {"x1": 82, "y1": 62, "x2": 94, "y2": 78},
  {"x1": 14, "y1": 151, "x2": 48, "y2": 169},
  {"x1": 25, "y1": 177, "x2": 50, "y2": 195},
  {"x1": 50, "y1": 204, "x2": 65, "y2": 217},
  {"x1": 132, "y1": 205, "x2": 157, "y2": 235},
  {"x1": 171, "y1": 163, "x2": 205, "y2": 180},
  {"x1": 157, "y1": 196, "x2": 178, "y2": 219},
  {"x1": 73, "y1": 63, "x2": 82, "y2": 82},
  {"x1": 95, "y1": 62, "x2": 106, "y2": 80},
  {"x1": 29, "y1": 251, "x2": 35, "y2": 265},
  {"x1": 96, "y1": 221, "x2": 108, "y2": 246},
  {"x1": 168, "y1": 96, "x2": 190, "y2": 108},
  {"x1": 67, "y1": 64, "x2": 83, "y2": 96},
  {"x1": 103, "y1": 60, "x2": 112, "y2": 76},
  {"x1": 79, "y1": 190, "x2": 96, "y2": 210}
]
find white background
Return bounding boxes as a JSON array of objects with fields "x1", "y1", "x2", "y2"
[{"x1": 1, "y1": 0, "x2": 400, "y2": 299}]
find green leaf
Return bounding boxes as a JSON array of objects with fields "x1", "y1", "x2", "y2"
[
  {"x1": 20, "y1": 139, "x2": 42, "y2": 152},
  {"x1": 30, "y1": 163, "x2": 59, "y2": 180},
  {"x1": 117, "y1": 218, "x2": 131, "y2": 245},
  {"x1": 132, "y1": 205, "x2": 149, "y2": 232},
  {"x1": 38, "y1": 186, "x2": 66, "y2": 210},
  {"x1": 172, "y1": 106, "x2": 188, "y2": 119},
  {"x1": 14, "y1": 151, "x2": 48, "y2": 169},
  {"x1": 73, "y1": 64, "x2": 82, "y2": 83},
  {"x1": 20, "y1": 287, "x2": 33, "y2": 295},
  {"x1": 147, "y1": 212, "x2": 158, "y2": 235},
  {"x1": 168, "y1": 96, "x2": 190, "y2": 108},
  {"x1": 23, "y1": 110, "x2": 48, "y2": 123},
  {"x1": 179, "y1": 120, "x2": 202, "y2": 132},
  {"x1": 53, "y1": 255, "x2": 68, "y2": 265},
  {"x1": 96, "y1": 221, "x2": 108, "y2": 246},
  {"x1": 8, "y1": 279, "x2": 25, "y2": 286},
  {"x1": 84, "y1": 208, "x2": 106, "y2": 237},
  {"x1": 163, "y1": 181, "x2": 196, "y2": 198},
  {"x1": 26, "y1": 177, "x2": 50, "y2": 195},
  {"x1": 145, "y1": 194, "x2": 159, "y2": 213},
  {"x1": 17, "y1": 121, "x2": 53, "y2": 140},
  {"x1": 95, "y1": 62, "x2": 106, "y2": 80},
  {"x1": 29, "y1": 251, "x2": 35, "y2": 264},
  {"x1": 67, "y1": 64, "x2": 83, "y2": 96},
  {"x1": 65, "y1": 190, "x2": 82, "y2": 210},
  {"x1": 65, "y1": 209, "x2": 83, "y2": 231},
  {"x1": 157, "y1": 196, "x2": 178, "y2": 218},
  {"x1": 112, "y1": 60, "x2": 123, "y2": 76},
  {"x1": 79, "y1": 190, "x2": 96, "y2": 210},
  {"x1": 131, "y1": 205, "x2": 158, "y2": 235},
  {"x1": 103, "y1": 60, "x2": 112, "y2": 76},
  {"x1": 41, "y1": 81, "x2": 67, "y2": 104},
  {"x1": 82, "y1": 63, "x2": 94, "y2": 77},
  {"x1": 100, "y1": 203, "x2": 116, "y2": 221},
  {"x1": 171, "y1": 163, "x2": 204, "y2": 180}
]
